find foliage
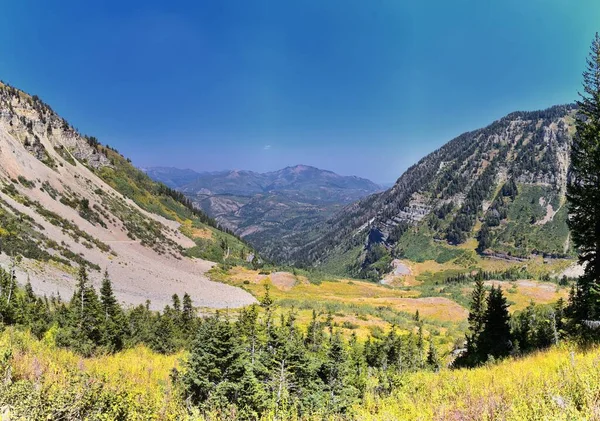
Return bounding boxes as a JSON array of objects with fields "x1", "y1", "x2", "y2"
[{"x1": 567, "y1": 33, "x2": 600, "y2": 331}]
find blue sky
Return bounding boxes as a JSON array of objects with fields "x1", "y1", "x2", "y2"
[{"x1": 1, "y1": 1, "x2": 598, "y2": 182}]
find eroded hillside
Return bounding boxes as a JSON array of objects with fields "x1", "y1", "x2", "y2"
[{"x1": 0, "y1": 82, "x2": 256, "y2": 309}]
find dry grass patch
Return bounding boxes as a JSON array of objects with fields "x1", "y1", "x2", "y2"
[
  {"x1": 367, "y1": 297, "x2": 468, "y2": 322},
  {"x1": 484, "y1": 280, "x2": 567, "y2": 311}
]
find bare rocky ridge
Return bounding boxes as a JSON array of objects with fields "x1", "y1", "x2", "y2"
[{"x1": 0, "y1": 82, "x2": 255, "y2": 309}]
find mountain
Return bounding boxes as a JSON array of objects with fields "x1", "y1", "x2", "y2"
[
  {"x1": 280, "y1": 105, "x2": 577, "y2": 278},
  {"x1": 146, "y1": 165, "x2": 383, "y2": 258},
  {"x1": 0, "y1": 82, "x2": 256, "y2": 309}
]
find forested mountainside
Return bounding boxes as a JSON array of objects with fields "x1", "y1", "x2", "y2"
[
  {"x1": 280, "y1": 105, "x2": 577, "y2": 278},
  {"x1": 0, "y1": 82, "x2": 255, "y2": 309},
  {"x1": 145, "y1": 164, "x2": 382, "y2": 258}
]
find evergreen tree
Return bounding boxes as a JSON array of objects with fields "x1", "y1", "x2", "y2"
[
  {"x1": 305, "y1": 309, "x2": 325, "y2": 353},
  {"x1": 426, "y1": 340, "x2": 441, "y2": 372},
  {"x1": 512, "y1": 301, "x2": 535, "y2": 353},
  {"x1": 181, "y1": 315, "x2": 262, "y2": 415},
  {"x1": 171, "y1": 294, "x2": 181, "y2": 314},
  {"x1": 99, "y1": 271, "x2": 125, "y2": 351},
  {"x1": 181, "y1": 292, "x2": 195, "y2": 333},
  {"x1": 63, "y1": 266, "x2": 103, "y2": 355},
  {"x1": 320, "y1": 332, "x2": 358, "y2": 413},
  {"x1": 151, "y1": 306, "x2": 179, "y2": 354},
  {"x1": 460, "y1": 279, "x2": 487, "y2": 365},
  {"x1": 261, "y1": 312, "x2": 314, "y2": 415},
  {"x1": 478, "y1": 286, "x2": 512, "y2": 360},
  {"x1": 476, "y1": 224, "x2": 492, "y2": 254},
  {"x1": 416, "y1": 323, "x2": 425, "y2": 368},
  {"x1": 567, "y1": 33, "x2": 600, "y2": 329}
]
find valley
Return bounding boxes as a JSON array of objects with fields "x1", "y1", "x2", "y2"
[
  {"x1": 0, "y1": 42, "x2": 594, "y2": 421},
  {"x1": 3, "y1": 2, "x2": 600, "y2": 420},
  {"x1": 145, "y1": 165, "x2": 383, "y2": 259}
]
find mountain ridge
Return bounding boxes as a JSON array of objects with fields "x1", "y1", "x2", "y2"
[{"x1": 277, "y1": 104, "x2": 577, "y2": 278}]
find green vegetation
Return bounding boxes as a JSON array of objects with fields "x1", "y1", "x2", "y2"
[
  {"x1": 396, "y1": 229, "x2": 464, "y2": 263},
  {"x1": 567, "y1": 33, "x2": 600, "y2": 335}
]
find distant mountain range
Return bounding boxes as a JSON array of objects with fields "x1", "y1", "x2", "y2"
[{"x1": 143, "y1": 165, "x2": 383, "y2": 258}]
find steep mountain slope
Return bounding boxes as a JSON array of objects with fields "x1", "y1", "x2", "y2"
[
  {"x1": 0, "y1": 82, "x2": 256, "y2": 309},
  {"x1": 282, "y1": 105, "x2": 577, "y2": 278},
  {"x1": 146, "y1": 165, "x2": 382, "y2": 258}
]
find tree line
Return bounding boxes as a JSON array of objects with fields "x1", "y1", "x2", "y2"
[{"x1": 0, "y1": 265, "x2": 442, "y2": 418}]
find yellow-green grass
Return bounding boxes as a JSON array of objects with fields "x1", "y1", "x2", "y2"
[
  {"x1": 354, "y1": 343, "x2": 600, "y2": 420},
  {"x1": 211, "y1": 266, "x2": 467, "y2": 344},
  {"x1": 0, "y1": 327, "x2": 186, "y2": 420},
  {"x1": 4, "y1": 327, "x2": 600, "y2": 421},
  {"x1": 484, "y1": 280, "x2": 568, "y2": 311}
]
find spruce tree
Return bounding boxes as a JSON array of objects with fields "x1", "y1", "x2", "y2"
[
  {"x1": 66, "y1": 266, "x2": 103, "y2": 355},
  {"x1": 321, "y1": 332, "x2": 358, "y2": 413},
  {"x1": 99, "y1": 271, "x2": 124, "y2": 351},
  {"x1": 463, "y1": 279, "x2": 487, "y2": 364},
  {"x1": 181, "y1": 315, "x2": 258, "y2": 413},
  {"x1": 567, "y1": 33, "x2": 600, "y2": 327},
  {"x1": 181, "y1": 292, "x2": 195, "y2": 332},
  {"x1": 305, "y1": 309, "x2": 325, "y2": 352},
  {"x1": 426, "y1": 340, "x2": 441, "y2": 372},
  {"x1": 478, "y1": 286, "x2": 512, "y2": 360},
  {"x1": 171, "y1": 294, "x2": 181, "y2": 314}
]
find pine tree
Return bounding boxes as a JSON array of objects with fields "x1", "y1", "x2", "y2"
[
  {"x1": 463, "y1": 279, "x2": 487, "y2": 364},
  {"x1": 181, "y1": 292, "x2": 195, "y2": 332},
  {"x1": 260, "y1": 284, "x2": 275, "y2": 332},
  {"x1": 476, "y1": 224, "x2": 492, "y2": 254},
  {"x1": 478, "y1": 286, "x2": 512, "y2": 360},
  {"x1": 321, "y1": 332, "x2": 358, "y2": 413},
  {"x1": 99, "y1": 271, "x2": 125, "y2": 351},
  {"x1": 567, "y1": 33, "x2": 600, "y2": 329},
  {"x1": 261, "y1": 312, "x2": 313, "y2": 415},
  {"x1": 305, "y1": 309, "x2": 325, "y2": 352},
  {"x1": 512, "y1": 301, "x2": 535, "y2": 353},
  {"x1": 426, "y1": 340, "x2": 441, "y2": 372},
  {"x1": 237, "y1": 304, "x2": 262, "y2": 365},
  {"x1": 171, "y1": 294, "x2": 181, "y2": 314},
  {"x1": 416, "y1": 323, "x2": 425, "y2": 368},
  {"x1": 66, "y1": 266, "x2": 103, "y2": 355},
  {"x1": 181, "y1": 316, "x2": 259, "y2": 413}
]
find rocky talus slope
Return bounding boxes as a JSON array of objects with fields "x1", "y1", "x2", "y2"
[{"x1": 0, "y1": 82, "x2": 255, "y2": 309}]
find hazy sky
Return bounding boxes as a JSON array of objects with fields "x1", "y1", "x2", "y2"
[{"x1": 1, "y1": 1, "x2": 598, "y2": 182}]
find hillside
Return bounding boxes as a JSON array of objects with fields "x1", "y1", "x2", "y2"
[
  {"x1": 281, "y1": 105, "x2": 578, "y2": 279},
  {"x1": 146, "y1": 165, "x2": 382, "y2": 259},
  {"x1": 0, "y1": 82, "x2": 256, "y2": 309}
]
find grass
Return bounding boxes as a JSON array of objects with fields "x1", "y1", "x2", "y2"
[
  {"x1": 0, "y1": 327, "x2": 187, "y2": 420},
  {"x1": 3, "y1": 327, "x2": 600, "y2": 420},
  {"x1": 210, "y1": 248, "x2": 573, "y2": 347},
  {"x1": 355, "y1": 343, "x2": 600, "y2": 420},
  {"x1": 210, "y1": 265, "x2": 466, "y2": 344}
]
